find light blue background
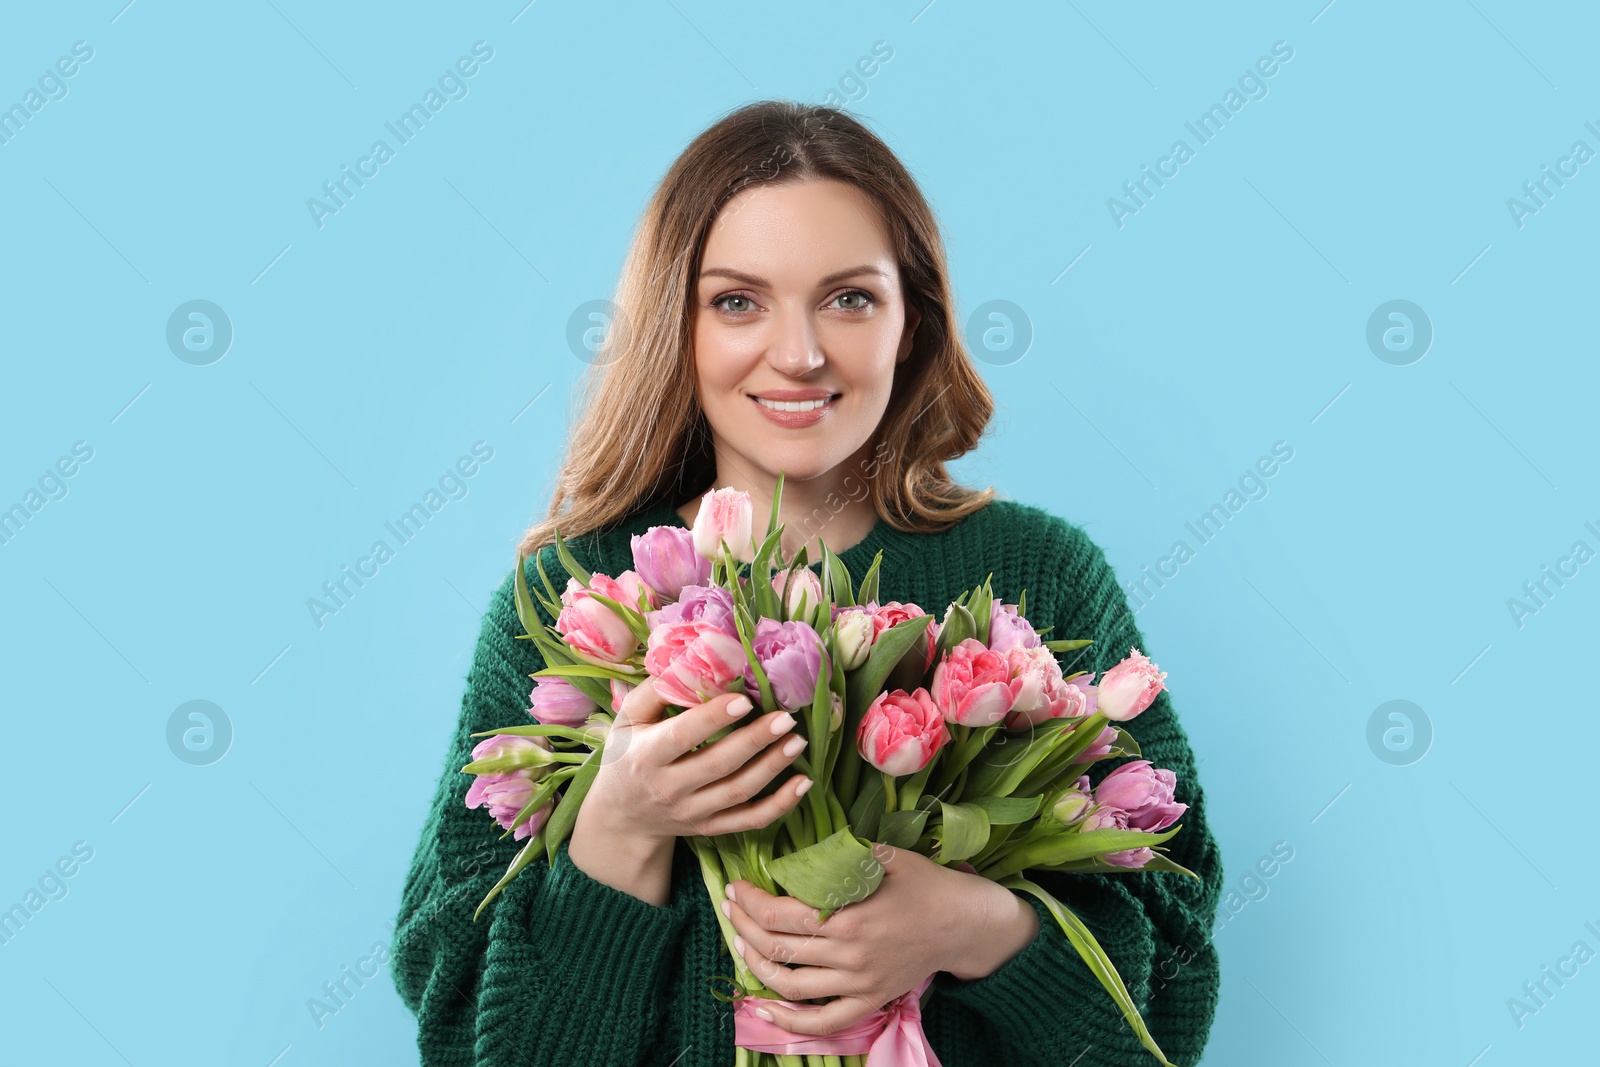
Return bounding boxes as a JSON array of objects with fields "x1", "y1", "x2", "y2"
[{"x1": 2, "y1": 2, "x2": 1595, "y2": 1064}]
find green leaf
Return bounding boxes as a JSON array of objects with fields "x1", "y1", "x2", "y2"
[
  {"x1": 844, "y1": 614, "x2": 934, "y2": 716},
  {"x1": 473, "y1": 827, "x2": 546, "y2": 921},
  {"x1": 856, "y1": 551, "x2": 883, "y2": 608},
  {"x1": 763, "y1": 826, "x2": 884, "y2": 921},
  {"x1": 531, "y1": 662, "x2": 642, "y2": 683},
  {"x1": 968, "y1": 576, "x2": 995, "y2": 647},
  {"x1": 967, "y1": 794, "x2": 1042, "y2": 825},
  {"x1": 846, "y1": 770, "x2": 886, "y2": 840},
  {"x1": 532, "y1": 548, "x2": 564, "y2": 615},
  {"x1": 513, "y1": 550, "x2": 541, "y2": 637},
  {"x1": 551, "y1": 528, "x2": 592, "y2": 588},
  {"x1": 767, "y1": 472, "x2": 786, "y2": 553},
  {"x1": 935, "y1": 601, "x2": 976, "y2": 659},
  {"x1": 981, "y1": 824, "x2": 1184, "y2": 881},
  {"x1": 960, "y1": 717, "x2": 1077, "y2": 798},
  {"x1": 933, "y1": 801, "x2": 990, "y2": 864},
  {"x1": 469, "y1": 724, "x2": 605, "y2": 744},
  {"x1": 876, "y1": 808, "x2": 928, "y2": 849},
  {"x1": 543, "y1": 746, "x2": 603, "y2": 865},
  {"x1": 825, "y1": 548, "x2": 855, "y2": 608},
  {"x1": 1045, "y1": 638, "x2": 1094, "y2": 652},
  {"x1": 999, "y1": 876, "x2": 1177, "y2": 1067},
  {"x1": 1040, "y1": 852, "x2": 1200, "y2": 880}
]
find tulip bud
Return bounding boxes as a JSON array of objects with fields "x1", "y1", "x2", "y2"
[
  {"x1": 690, "y1": 486, "x2": 755, "y2": 563},
  {"x1": 1050, "y1": 776, "x2": 1094, "y2": 827},
  {"x1": 834, "y1": 608, "x2": 874, "y2": 670},
  {"x1": 774, "y1": 567, "x2": 824, "y2": 620},
  {"x1": 828, "y1": 691, "x2": 844, "y2": 733}
]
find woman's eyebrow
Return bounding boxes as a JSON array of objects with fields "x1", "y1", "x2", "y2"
[{"x1": 698, "y1": 265, "x2": 889, "y2": 288}]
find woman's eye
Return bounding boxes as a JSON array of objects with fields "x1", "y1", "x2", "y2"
[
  {"x1": 832, "y1": 289, "x2": 874, "y2": 311},
  {"x1": 712, "y1": 294, "x2": 755, "y2": 314}
]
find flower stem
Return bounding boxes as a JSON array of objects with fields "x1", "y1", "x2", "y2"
[{"x1": 881, "y1": 771, "x2": 898, "y2": 814}]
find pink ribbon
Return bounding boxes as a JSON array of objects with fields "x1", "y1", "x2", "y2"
[{"x1": 732, "y1": 973, "x2": 943, "y2": 1066}]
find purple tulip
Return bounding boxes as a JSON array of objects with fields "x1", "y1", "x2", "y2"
[
  {"x1": 746, "y1": 618, "x2": 825, "y2": 710},
  {"x1": 1093, "y1": 759, "x2": 1187, "y2": 833},
  {"x1": 989, "y1": 600, "x2": 1041, "y2": 654},
  {"x1": 631, "y1": 525, "x2": 711, "y2": 603},
  {"x1": 528, "y1": 676, "x2": 598, "y2": 727},
  {"x1": 645, "y1": 583, "x2": 737, "y2": 635}
]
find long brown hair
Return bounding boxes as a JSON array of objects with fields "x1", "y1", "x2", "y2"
[{"x1": 517, "y1": 99, "x2": 995, "y2": 559}]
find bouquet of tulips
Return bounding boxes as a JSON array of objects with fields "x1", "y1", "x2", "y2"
[{"x1": 462, "y1": 479, "x2": 1197, "y2": 1066}]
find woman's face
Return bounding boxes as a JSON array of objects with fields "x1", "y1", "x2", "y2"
[{"x1": 692, "y1": 177, "x2": 920, "y2": 488}]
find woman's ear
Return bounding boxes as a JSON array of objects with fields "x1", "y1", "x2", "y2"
[{"x1": 896, "y1": 305, "x2": 922, "y2": 365}]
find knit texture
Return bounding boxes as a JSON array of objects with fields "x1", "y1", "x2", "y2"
[{"x1": 392, "y1": 496, "x2": 1224, "y2": 1066}]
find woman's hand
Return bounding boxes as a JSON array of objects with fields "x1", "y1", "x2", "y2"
[
  {"x1": 722, "y1": 843, "x2": 1042, "y2": 1036},
  {"x1": 568, "y1": 676, "x2": 814, "y2": 905}
]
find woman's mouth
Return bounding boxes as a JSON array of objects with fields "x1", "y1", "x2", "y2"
[{"x1": 749, "y1": 393, "x2": 840, "y2": 427}]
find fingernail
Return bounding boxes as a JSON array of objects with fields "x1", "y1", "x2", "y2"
[
  {"x1": 733, "y1": 934, "x2": 746, "y2": 954},
  {"x1": 794, "y1": 777, "x2": 813, "y2": 797},
  {"x1": 725, "y1": 883, "x2": 737, "y2": 902},
  {"x1": 782, "y1": 734, "x2": 806, "y2": 757},
  {"x1": 755, "y1": 1006, "x2": 773, "y2": 1021},
  {"x1": 728, "y1": 696, "x2": 753, "y2": 717},
  {"x1": 721, "y1": 899, "x2": 731, "y2": 918},
  {"x1": 770, "y1": 712, "x2": 796, "y2": 735}
]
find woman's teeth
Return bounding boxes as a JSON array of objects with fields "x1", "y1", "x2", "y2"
[{"x1": 755, "y1": 396, "x2": 834, "y2": 412}]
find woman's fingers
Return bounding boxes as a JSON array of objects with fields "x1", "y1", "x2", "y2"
[
  {"x1": 752, "y1": 993, "x2": 881, "y2": 1038},
  {"x1": 690, "y1": 727, "x2": 807, "y2": 811},
  {"x1": 676, "y1": 707, "x2": 800, "y2": 783},
  {"x1": 696, "y1": 772, "x2": 812, "y2": 835}
]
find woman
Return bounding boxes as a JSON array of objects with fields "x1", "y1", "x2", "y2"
[{"x1": 392, "y1": 100, "x2": 1222, "y2": 1066}]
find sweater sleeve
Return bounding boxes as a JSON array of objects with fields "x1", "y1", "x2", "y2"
[
  {"x1": 390, "y1": 547, "x2": 696, "y2": 1066},
  {"x1": 925, "y1": 521, "x2": 1224, "y2": 1067}
]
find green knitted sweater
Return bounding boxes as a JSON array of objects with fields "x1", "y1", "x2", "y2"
[{"x1": 392, "y1": 495, "x2": 1223, "y2": 1066}]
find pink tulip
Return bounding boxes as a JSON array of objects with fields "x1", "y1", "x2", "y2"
[
  {"x1": 1096, "y1": 647, "x2": 1167, "y2": 721},
  {"x1": 871, "y1": 602, "x2": 939, "y2": 673},
  {"x1": 644, "y1": 618, "x2": 750, "y2": 708},
  {"x1": 1094, "y1": 760, "x2": 1186, "y2": 833},
  {"x1": 690, "y1": 487, "x2": 755, "y2": 563},
  {"x1": 988, "y1": 600, "x2": 1041, "y2": 654},
  {"x1": 556, "y1": 576, "x2": 640, "y2": 665},
  {"x1": 631, "y1": 526, "x2": 710, "y2": 602},
  {"x1": 1000, "y1": 647, "x2": 1077, "y2": 729},
  {"x1": 527, "y1": 676, "x2": 598, "y2": 727},
  {"x1": 857, "y1": 687, "x2": 949, "y2": 776},
  {"x1": 465, "y1": 735, "x2": 557, "y2": 840},
  {"x1": 773, "y1": 567, "x2": 824, "y2": 619},
  {"x1": 931, "y1": 638, "x2": 1014, "y2": 727},
  {"x1": 1080, "y1": 804, "x2": 1151, "y2": 868},
  {"x1": 608, "y1": 678, "x2": 635, "y2": 716}
]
